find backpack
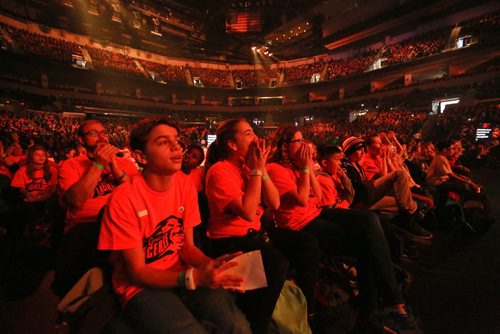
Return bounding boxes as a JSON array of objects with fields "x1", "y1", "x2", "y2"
[
  {"x1": 461, "y1": 194, "x2": 495, "y2": 234},
  {"x1": 269, "y1": 280, "x2": 312, "y2": 334}
]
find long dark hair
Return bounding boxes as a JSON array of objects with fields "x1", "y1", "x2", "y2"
[
  {"x1": 26, "y1": 145, "x2": 52, "y2": 182},
  {"x1": 202, "y1": 118, "x2": 246, "y2": 190},
  {"x1": 268, "y1": 125, "x2": 300, "y2": 165},
  {"x1": 204, "y1": 118, "x2": 246, "y2": 168}
]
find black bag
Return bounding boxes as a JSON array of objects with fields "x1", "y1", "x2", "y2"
[{"x1": 461, "y1": 194, "x2": 495, "y2": 234}]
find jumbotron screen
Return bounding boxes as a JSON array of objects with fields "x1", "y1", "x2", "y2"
[{"x1": 226, "y1": 10, "x2": 262, "y2": 33}]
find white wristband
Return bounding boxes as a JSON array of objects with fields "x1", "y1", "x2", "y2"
[
  {"x1": 250, "y1": 169, "x2": 263, "y2": 177},
  {"x1": 185, "y1": 267, "x2": 197, "y2": 290}
]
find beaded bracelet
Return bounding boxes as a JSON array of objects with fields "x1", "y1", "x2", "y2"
[
  {"x1": 93, "y1": 162, "x2": 105, "y2": 170},
  {"x1": 177, "y1": 271, "x2": 186, "y2": 287},
  {"x1": 262, "y1": 173, "x2": 270, "y2": 181},
  {"x1": 301, "y1": 167, "x2": 311, "y2": 174}
]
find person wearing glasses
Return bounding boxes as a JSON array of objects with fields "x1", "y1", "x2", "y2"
[
  {"x1": 204, "y1": 119, "x2": 320, "y2": 333},
  {"x1": 266, "y1": 126, "x2": 422, "y2": 333},
  {"x1": 53, "y1": 119, "x2": 139, "y2": 297}
]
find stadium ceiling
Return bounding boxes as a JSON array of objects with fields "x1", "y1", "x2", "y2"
[{"x1": 1, "y1": 0, "x2": 493, "y2": 63}]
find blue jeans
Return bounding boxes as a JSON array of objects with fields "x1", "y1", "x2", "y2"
[{"x1": 125, "y1": 287, "x2": 251, "y2": 334}]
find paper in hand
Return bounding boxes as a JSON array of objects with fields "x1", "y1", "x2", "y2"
[{"x1": 223, "y1": 250, "x2": 268, "y2": 290}]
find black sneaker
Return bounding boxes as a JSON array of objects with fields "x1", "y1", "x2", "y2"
[
  {"x1": 383, "y1": 308, "x2": 424, "y2": 334},
  {"x1": 395, "y1": 215, "x2": 433, "y2": 240}
]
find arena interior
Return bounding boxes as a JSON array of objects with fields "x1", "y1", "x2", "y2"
[{"x1": 0, "y1": 0, "x2": 499, "y2": 333}]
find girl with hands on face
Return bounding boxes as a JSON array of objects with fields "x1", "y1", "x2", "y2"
[
  {"x1": 267, "y1": 126, "x2": 420, "y2": 332},
  {"x1": 204, "y1": 119, "x2": 321, "y2": 333}
]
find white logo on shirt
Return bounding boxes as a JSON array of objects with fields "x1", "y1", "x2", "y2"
[{"x1": 137, "y1": 210, "x2": 148, "y2": 218}]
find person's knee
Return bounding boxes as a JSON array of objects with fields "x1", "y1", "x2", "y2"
[
  {"x1": 392, "y1": 169, "x2": 408, "y2": 182},
  {"x1": 207, "y1": 290, "x2": 251, "y2": 334},
  {"x1": 358, "y1": 210, "x2": 384, "y2": 232},
  {"x1": 228, "y1": 312, "x2": 252, "y2": 334},
  {"x1": 296, "y1": 234, "x2": 321, "y2": 262},
  {"x1": 262, "y1": 247, "x2": 289, "y2": 280}
]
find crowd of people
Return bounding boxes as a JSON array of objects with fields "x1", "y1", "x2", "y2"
[
  {"x1": 0, "y1": 100, "x2": 497, "y2": 333},
  {"x1": 87, "y1": 47, "x2": 145, "y2": 77},
  {"x1": 380, "y1": 30, "x2": 448, "y2": 66},
  {"x1": 0, "y1": 22, "x2": 83, "y2": 64},
  {"x1": 232, "y1": 68, "x2": 280, "y2": 88},
  {"x1": 301, "y1": 109, "x2": 428, "y2": 147},
  {"x1": 139, "y1": 59, "x2": 187, "y2": 84},
  {"x1": 190, "y1": 67, "x2": 231, "y2": 87},
  {"x1": 1, "y1": 11, "x2": 497, "y2": 89},
  {"x1": 284, "y1": 61, "x2": 326, "y2": 84}
]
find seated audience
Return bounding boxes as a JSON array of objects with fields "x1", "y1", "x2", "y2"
[
  {"x1": 204, "y1": 118, "x2": 320, "y2": 332},
  {"x1": 267, "y1": 125, "x2": 422, "y2": 333},
  {"x1": 316, "y1": 144, "x2": 354, "y2": 209},
  {"x1": 98, "y1": 117, "x2": 251, "y2": 334}
]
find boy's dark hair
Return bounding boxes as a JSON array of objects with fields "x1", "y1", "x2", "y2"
[
  {"x1": 186, "y1": 144, "x2": 205, "y2": 165},
  {"x1": 436, "y1": 140, "x2": 454, "y2": 152},
  {"x1": 129, "y1": 117, "x2": 180, "y2": 151},
  {"x1": 77, "y1": 120, "x2": 102, "y2": 137},
  {"x1": 317, "y1": 144, "x2": 342, "y2": 162},
  {"x1": 364, "y1": 134, "x2": 379, "y2": 146}
]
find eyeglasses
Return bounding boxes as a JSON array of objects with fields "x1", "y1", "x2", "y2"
[
  {"x1": 288, "y1": 138, "x2": 304, "y2": 144},
  {"x1": 83, "y1": 130, "x2": 109, "y2": 137}
]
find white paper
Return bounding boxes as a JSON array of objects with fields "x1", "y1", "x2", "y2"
[{"x1": 223, "y1": 250, "x2": 268, "y2": 290}]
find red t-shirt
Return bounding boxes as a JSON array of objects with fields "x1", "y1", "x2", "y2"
[
  {"x1": 58, "y1": 155, "x2": 138, "y2": 230},
  {"x1": 360, "y1": 154, "x2": 382, "y2": 181},
  {"x1": 317, "y1": 173, "x2": 336, "y2": 208},
  {"x1": 98, "y1": 172, "x2": 200, "y2": 306},
  {"x1": 184, "y1": 167, "x2": 204, "y2": 193},
  {"x1": 266, "y1": 162, "x2": 321, "y2": 231},
  {"x1": 0, "y1": 163, "x2": 12, "y2": 180},
  {"x1": 11, "y1": 165, "x2": 58, "y2": 194},
  {"x1": 205, "y1": 160, "x2": 262, "y2": 238},
  {"x1": 317, "y1": 173, "x2": 350, "y2": 209}
]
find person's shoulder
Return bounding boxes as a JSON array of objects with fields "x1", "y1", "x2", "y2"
[
  {"x1": 110, "y1": 174, "x2": 140, "y2": 200},
  {"x1": 267, "y1": 162, "x2": 286, "y2": 171},
  {"x1": 60, "y1": 155, "x2": 88, "y2": 169},
  {"x1": 207, "y1": 160, "x2": 235, "y2": 177}
]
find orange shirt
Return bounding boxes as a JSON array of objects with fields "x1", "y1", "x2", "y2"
[
  {"x1": 11, "y1": 165, "x2": 58, "y2": 195},
  {"x1": 58, "y1": 155, "x2": 139, "y2": 231},
  {"x1": 0, "y1": 163, "x2": 12, "y2": 179},
  {"x1": 98, "y1": 172, "x2": 200, "y2": 306},
  {"x1": 360, "y1": 154, "x2": 382, "y2": 181},
  {"x1": 317, "y1": 173, "x2": 336, "y2": 208},
  {"x1": 205, "y1": 160, "x2": 262, "y2": 238},
  {"x1": 267, "y1": 162, "x2": 321, "y2": 231},
  {"x1": 184, "y1": 167, "x2": 204, "y2": 193},
  {"x1": 317, "y1": 173, "x2": 350, "y2": 209}
]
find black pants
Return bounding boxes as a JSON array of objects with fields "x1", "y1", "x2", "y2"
[
  {"x1": 302, "y1": 208, "x2": 403, "y2": 315},
  {"x1": 267, "y1": 227, "x2": 321, "y2": 314},
  {"x1": 52, "y1": 222, "x2": 108, "y2": 297},
  {"x1": 209, "y1": 235, "x2": 288, "y2": 334}
]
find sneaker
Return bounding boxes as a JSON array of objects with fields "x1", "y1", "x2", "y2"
[
  {"x1": 395, "y1": 215, "x2": 433, "y2": 240},
  {"x1": 383, "y1": 309, "x2": 424, "y2": 334}
]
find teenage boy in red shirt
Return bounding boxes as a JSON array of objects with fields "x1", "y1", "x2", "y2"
[
  {"x1": 316, "y1": 144, "x2": 353, "y2": 209},
  {"x1": 98, "y1": 117, "x2": 250, "y2": 334}
]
